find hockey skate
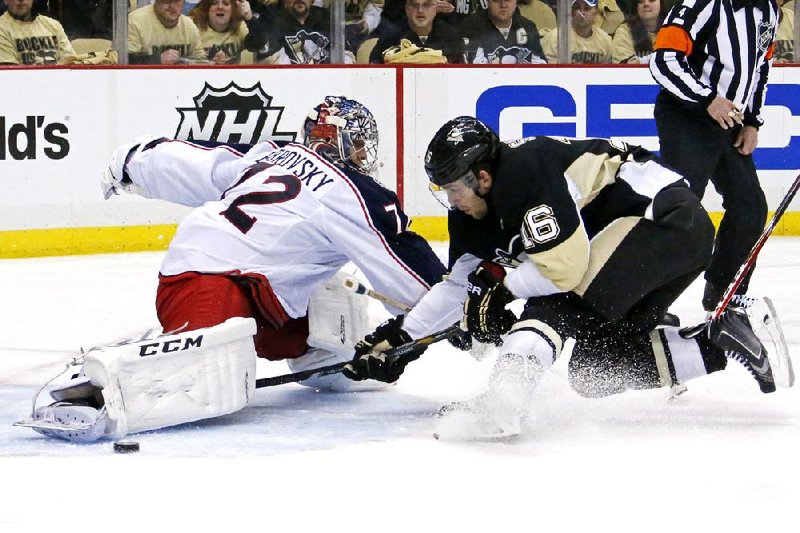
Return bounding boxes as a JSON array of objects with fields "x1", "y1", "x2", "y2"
[
  {"x1": 433, "y1": 394, "x2": 524, "y2": 442},
  {"x1": 433, "y1": 353, "x2": 543, "y2": 442},
  {"x1": 707, "y1": 296, "x2": 794, "y2": 393}
]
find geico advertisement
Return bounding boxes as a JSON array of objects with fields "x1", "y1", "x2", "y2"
[
  {"x1": 0, "y1": 68, "x2": 397, "y2": 230},
  {"x1": 406, "y1": 67, "x2": 800, "y2": 215}
]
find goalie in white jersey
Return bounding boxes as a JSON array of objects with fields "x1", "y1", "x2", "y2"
[{"x1": 19, "y1": 97, "x2": 446, "y2": 443}]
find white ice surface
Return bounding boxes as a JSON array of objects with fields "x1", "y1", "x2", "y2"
[{"x1": 1, "y1": 241, "x2": 799, "y2": 532}]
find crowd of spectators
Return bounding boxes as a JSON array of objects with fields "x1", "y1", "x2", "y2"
[{"x1": 0, "y1": 0, "x2": 797, "y2": 65}]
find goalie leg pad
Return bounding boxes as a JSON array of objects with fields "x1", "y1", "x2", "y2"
[
  {"x1": 19, "y1": 318, "x2": 257, "y2": 442},
  {"x1": 307, "y1": 270, "x2": 369, "y2": 356},
  {"x1": 85, "y1": 317, "x2": 257, "y2": 438}
]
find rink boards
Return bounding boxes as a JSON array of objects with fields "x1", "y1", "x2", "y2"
[{"x1": 1, "y1": 64, "x2": 799, "y2": 257}]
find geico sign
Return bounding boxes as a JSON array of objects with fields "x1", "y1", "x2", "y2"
[{"x1": 476, "y1": 84, "x2": 800, "y2": 171}]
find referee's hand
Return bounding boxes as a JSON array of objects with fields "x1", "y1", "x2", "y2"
[{"x1": 707, "y1": 96, "x2": 744, "y2": 130}]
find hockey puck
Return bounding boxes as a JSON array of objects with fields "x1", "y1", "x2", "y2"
[{"x1": 113, "y1": 441, "x2": 140, "y2": 454}]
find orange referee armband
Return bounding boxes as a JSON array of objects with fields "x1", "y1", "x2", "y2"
[
  {"x1": 766, "y1": 42, "x2": 775, "y2": 60},
  {"x1": 653, "y1": 26, "x2": 693, "y2": 55}
]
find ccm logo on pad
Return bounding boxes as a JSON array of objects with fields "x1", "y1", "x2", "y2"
[{"x1": 139, "y1": 335, "x2": 203, "y2": 357}]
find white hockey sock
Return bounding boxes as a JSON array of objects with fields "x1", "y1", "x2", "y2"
[{"x1": 661, "y1": 327, "x2": 709, "y2": 383}]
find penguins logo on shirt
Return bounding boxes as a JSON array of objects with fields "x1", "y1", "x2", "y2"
[
  {"x1": 487, "y1": 46, "x2": 533, "y2": 64},
  {"x1": 285, "y1": 30, "x2": 330, "y2": 64}
]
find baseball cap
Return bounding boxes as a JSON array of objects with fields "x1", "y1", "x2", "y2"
[{"x1": 572, "y1": 0, "x2": 598, "y2": 6}]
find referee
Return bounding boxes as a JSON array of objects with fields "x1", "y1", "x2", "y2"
[{"x1": 649, "y1": 0, "x2": 779, "y2": 312}]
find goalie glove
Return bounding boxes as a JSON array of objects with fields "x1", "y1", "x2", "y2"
[
  {"x1": 462, "y1": 263, "x2": 516, "y2": 345},
  {"x1": 342, "y1": 316, "x2": 421, "y2": 383},
  {"x1": 100, "y1": 135, "x2": 165, "y2": 199}
]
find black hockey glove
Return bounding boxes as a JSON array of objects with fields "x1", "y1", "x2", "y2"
[
  {"x1": 463, "y1": 264, "x2": 516, "y2": 345},
  {"x1": 342, "y1": 316, "x2": 422, "y2": 383},
  {"x1": 447, "y1": 328, "x2": 473, "y2": 351}
]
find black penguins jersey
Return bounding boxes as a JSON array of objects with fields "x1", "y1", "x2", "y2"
[
  {"x1": 460, "y1": 9, "x2": 546, "y2": 64},
  {"x1": 448, "y1": 136, "x2": 687, "y2": 291}
]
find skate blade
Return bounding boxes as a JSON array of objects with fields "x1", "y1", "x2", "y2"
[
  {"x1": 667, "y1": 382, "x2": 688, "y2": 401},
  {"x1": 751, "y1": 297, "x2": 795, "y2": 388}
]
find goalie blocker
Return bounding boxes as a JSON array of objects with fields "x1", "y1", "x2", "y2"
[{"x1": 16, "y1": 317, "x2": 257, "y2": 442}]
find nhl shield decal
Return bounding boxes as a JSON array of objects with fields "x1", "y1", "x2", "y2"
[{"x1": 175, "y1": 82, "x2": 297, "y2": 144}]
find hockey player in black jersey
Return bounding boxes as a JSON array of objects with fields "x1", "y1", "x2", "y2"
[{"x1": 344, "y1": 116, "x2": 794, "y2": 439}]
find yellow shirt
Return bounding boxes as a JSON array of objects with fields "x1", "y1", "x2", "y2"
[
  {"x1": 611, "y1": 22, "x2": 657, "y2": 63},
  {"x1": 594, "y1": 0, "x2": 624, "y2": 37},
  {"x1": 518, "y1": 0, "x2": 557, "y2": 33},
  {"x1": 774, "y1": 6, "x2": 794, "y2": 62},
  {"x1": 541, "y1": 27, "x2": 613, "y2": 64},
  {"x1": 198, "y1": 22, "x2": 249, "y2": 63},
  {"x1": 128, "y1": 5, "x2": 205, "y2": 60},
  {"x1": 0, "y1": 12, "x2": 75, "y2": 65}
]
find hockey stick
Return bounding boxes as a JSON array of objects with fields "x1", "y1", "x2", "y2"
[
  {"x1": 342, "y1": 277, "x2": 413, "y2": 313},
  {"x1": 254, "y1": 324, "x2": 462, "y2": 388},
  {"x1": 682, "y1": 172, "x2": 800, "y2": 338}
]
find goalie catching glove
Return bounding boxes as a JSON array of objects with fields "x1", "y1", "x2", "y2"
[
  {"x1": 100, "y1": 135, "x2": 165, "y2": 199},
  {"x1": 463, "y1": 263, "x2": 516, "y2": 344},
  {"x1": 342, "y1": 316, "x2": 422, "y2": 383}
]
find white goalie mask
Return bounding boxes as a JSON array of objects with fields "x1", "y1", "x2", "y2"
[{"x1": 302, "y1": 96, "x2": 379, "y2": 175}]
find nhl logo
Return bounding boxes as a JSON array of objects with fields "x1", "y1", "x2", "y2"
[
  {"x1": 757, "y1": 21, "x2": 772, "y2": 53},
  {"x1": 175, "y1": 82, "x2": 296, "y2": 144}
]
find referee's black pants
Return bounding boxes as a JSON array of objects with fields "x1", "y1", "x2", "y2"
[{"x1": 654, "y1": 92, "x2": 767, "y2": 310}]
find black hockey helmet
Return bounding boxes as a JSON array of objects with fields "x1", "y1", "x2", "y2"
[{"x1": 424, "y1": 116, "x2": 500, "y2": 187}]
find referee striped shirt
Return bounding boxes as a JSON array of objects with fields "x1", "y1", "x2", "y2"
[{"x1": 649, "y1": 0, "x2": 778, "y2": 127}]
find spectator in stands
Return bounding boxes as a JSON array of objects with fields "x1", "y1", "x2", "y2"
[
  {"x1": 341, "y1": 0, "x2": 384, "y2": 51},
  {"x1": 774, "y1": 0, "x2": 795, "y2": 62},
  {"x1": 369, "y1": 0, "x2": 464, "y2": 63},
  {"x1": 434, "y1": 0, "x2": 483, "y2": 28},
  {"x1": 189, "y1": 0, "x2": 258, "y2": 63},
  {"x1": 250, "y1": 0, "x2": 354, "y2": 63},
  {"x1": 611, "y1": 0, "x2": 666, "y2": 63},
  {"x1": 128, "y1": 0, "x2": 206, "y2": 63},
  {"x1": 517, "y1": 0, "x2": 556, "y2": 33},
  {"x1": 541, "y1": 0, "x2": 611, "y2": 64},
  {"x1": 55, "y1": 0, "x2": 112, "y2": 40},
  {"x1": 595, "y1": 0, "x2": 624, "y2": 36},
  {"x1": 373, "y1": 0, "x2": 404, "y2": 36},
  {"x1": 0, "y1": 0, "x2": 75, "y2": 64},
  {"x1": 462, "y1": 0, "x2": 547, "y2": 63},
  {"x1": 374, "y1": 0, "x2": 461, "y2": 36}
]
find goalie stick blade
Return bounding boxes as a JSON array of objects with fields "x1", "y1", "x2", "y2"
[{"x1": 750, "y1": 297, "x2": 795, "y2": 389}]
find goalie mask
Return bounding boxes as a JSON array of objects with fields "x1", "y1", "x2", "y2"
[
  {"x1": 303, "y1": 96, "x2": 379, "y2": 175},
  {"x1": 424, "y1": 116, "x2": 500, "y2": 210}
]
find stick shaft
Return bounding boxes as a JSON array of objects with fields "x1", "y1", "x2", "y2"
[
  {"x1": 342, "y1": 277, "x2": 413, "y2": 313},
  {"x1": 254, "y1": 325, "x2": 461, "y2": 388}
]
